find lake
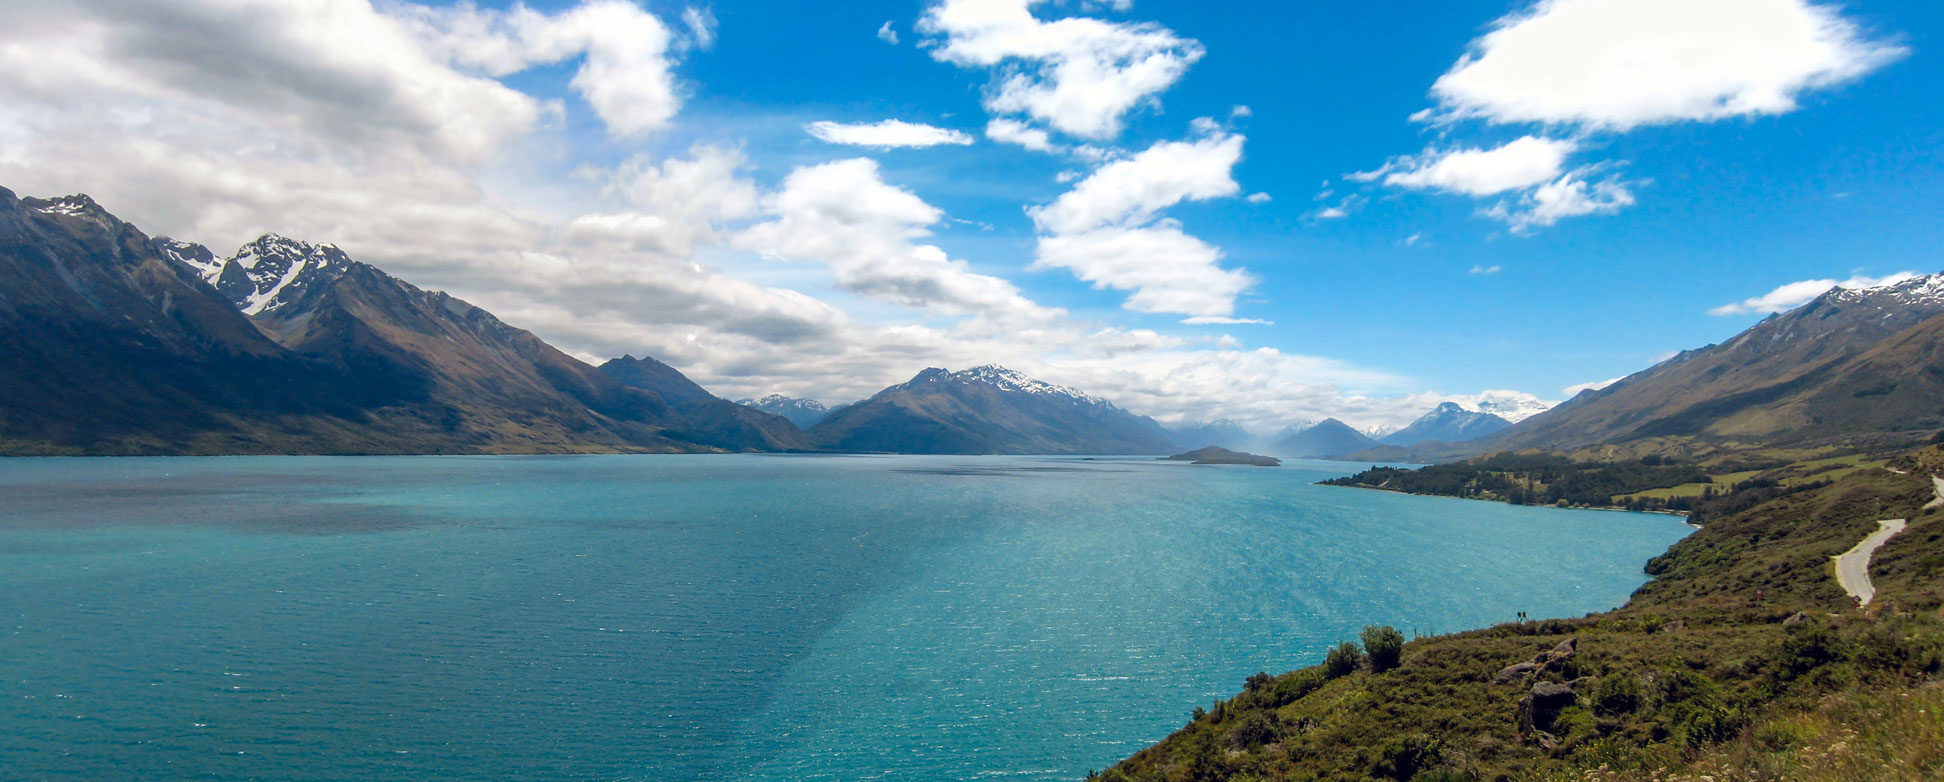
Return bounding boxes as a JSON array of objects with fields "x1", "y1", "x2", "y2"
[{"x1": 0, "y1": 455, "x2": 1691, "y2": 781}]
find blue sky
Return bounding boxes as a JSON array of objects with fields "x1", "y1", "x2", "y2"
[{"x1": 2, "y1": 0, "x2": 1937, "y2": 429}]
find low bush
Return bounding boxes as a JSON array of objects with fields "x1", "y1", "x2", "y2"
[{"x1": 1324, "y1": 641, "x2": 1362, "y2": 678}]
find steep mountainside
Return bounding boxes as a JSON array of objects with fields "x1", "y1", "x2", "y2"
[
  {"x1": 0, "y1": 187, "x2": 801, "y2": 454},
  {"x1": 0, "y1": 190, "x2": 404, "y2": 454},
  {"x1": 183, "y1": 234, "x2": 805, "y2": 453},
  {"x1": 594, "y1": 357, "x2": 804, "y2": 449},
  {"x1": 598, "y1": 354, "x2": 716, "y2": 405},
  {"x1": 1269, "y1": 419, "x2": 1379, "y2": 459},
  {"x1": 736, "y1": 394, "x2": 832, "y2": 429},
  {"x1": 1482, "y1": 274, "x2": 1944, "y2": 453},
  {"x1": 1379, "y1": 402, "x2": 1513, "y2": 446},
  {"x1": 804, "y1": 366, "x2": 1177, "y2": 454}
]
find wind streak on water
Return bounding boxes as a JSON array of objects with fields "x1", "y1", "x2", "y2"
[{"x1": 0, "y1": 455, "x2": 1690, "y2": 781}]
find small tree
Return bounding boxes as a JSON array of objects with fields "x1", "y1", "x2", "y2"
[
  {"x1": 1323, "y1": 641, "x2": 1362, "y2": 678},
  {"x1": 1361, "y1": 625, "x2": 1406, "y2": 672}
]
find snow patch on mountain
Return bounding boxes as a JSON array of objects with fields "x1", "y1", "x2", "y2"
[
  {"x1": 1829, "y1": 271, "x2": 1944, "y2": 309},
  {"x1": 737, "y1": 394, "x2": 832, "y2": 428},
  {"x1": 914, "y1": 365, "x2": 1114, "y2": 407},
  {"x1": 1451, "y1": 390, "x2": 1554, "y2": 422},
  {"x1": 161, "y1": 233, "x2": 357, "y2": 317},
  {"x1": 155, "y1": 238, "x2": 224, "y2": 280}
]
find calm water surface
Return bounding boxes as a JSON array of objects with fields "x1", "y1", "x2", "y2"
[{"x1": 0, "y1": 455, "x2": 1690, "y2": 781}]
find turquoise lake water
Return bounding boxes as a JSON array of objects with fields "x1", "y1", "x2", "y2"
[{"x1": 0, "y1": 455, "x2": 1691, "y2": 781}]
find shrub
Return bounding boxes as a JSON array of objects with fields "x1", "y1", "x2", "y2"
[
  {"x1": 1362, "y1": 625, "x2": 1406, "y2": 672},
  {"x1": 1669, "y1": 698, "x2": 1742, "y2": 747},
  {"x1": 1752, "y1": 719, "x2": 1814, "y2": 752},
  {"x1": 1592, "y1": 672, "x2": 1644, "y2": 716},
  {"x1": 1371, "y1": 733, "x2": 1441, "y2": 780},
  {"x1": 1226, "y1": 712, "x2": 1280, "y2": 750},
  {"x1": 1775, "y1": 624, "x2": 1855, "y2": 679},
  {"x1": 1324, "y1": 641, "x2": 1362, "y2": 678},
  {"x1": 1268, "y1": 668, "x2": 1327, "y2": 708}
]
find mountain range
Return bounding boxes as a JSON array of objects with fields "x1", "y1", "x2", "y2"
[
  {"x1": 1270, "y1": 419, "x2": 1380, "y2": 459},
  {"x1": 0, "y1": 189, "x2": 801, "y2": 455},
  {"x1": 9, "y1": 187, "x2": 1942, "y2": 460},
  {"x1": 738, "y1": 395, "x2": 834, "y2": 429},
  {"x1": 1377, "y1": 402, "x2": 1513, "y2": 447},
  {"x1": 801, "y1": 365, "x2": 1179, "y2": 454},
  {"x1": 0, "y1": 189, "x2": 1192, "y2": 457}
]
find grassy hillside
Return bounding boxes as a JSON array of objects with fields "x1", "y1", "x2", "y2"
[
  {"x1": 1325, "y1": 448, "x2": 1914, "y2": 519},
  {"x1": 1093, "y1": 454, "x2": 1944, "y2": 782}
]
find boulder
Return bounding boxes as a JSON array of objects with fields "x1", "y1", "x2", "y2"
[
  {"x1": 1493, "y1": 662, "x2": 1541, "y2": 684},
  {"x1": 1517, "y1": 681, "x2": 1577, "y2": 734}
]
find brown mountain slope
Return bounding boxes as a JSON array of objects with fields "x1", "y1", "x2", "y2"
[
  {"x1": 1484, "y1": 276, "x2": 1944, "y2": 454},
  {"x1": 202, "y1": 236, "x2": 807, "y2": 453},
  {"x1": 0, "y1": 189, "x2": 402, "y2": 454}
]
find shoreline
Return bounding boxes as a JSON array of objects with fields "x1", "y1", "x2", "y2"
[{"x1": 1320, "y1": 480, "x2": 1696, "y2": 521}]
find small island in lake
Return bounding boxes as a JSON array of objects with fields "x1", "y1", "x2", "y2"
[{"x1": 1165, "y1": 446, "x2": 1280, "y2": 466}]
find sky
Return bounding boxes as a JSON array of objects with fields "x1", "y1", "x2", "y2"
[{"x1": 2, "y1": 0, "x2": 1939, "y2": 432}]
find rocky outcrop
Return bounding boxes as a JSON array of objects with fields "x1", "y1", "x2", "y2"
[{"x1": 1494, "y1": 637, "x2": 1578, "y2": 685}]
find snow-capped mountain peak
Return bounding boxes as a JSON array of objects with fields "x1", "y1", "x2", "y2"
[
  {"x1": 1828, "y1": 271, "x2": 1944, "y2": 309},
  {"x1": 154, "y1": 238, "x2": 224, "y2": 281},
  {"x1": 1453, "y1": 391, "x2": 1553, "y2": 423},
  {"x1": 953, "y1": 365, "x2": 1110, "y2": 406},
  {"x1": 190, "y1": 235, "x2": 354, "y2": 315},
  {"x1": 736, "y1": 394, "x2": 833, "y2": 429},
  {"x1": 28, "y1": 194, "x2": 99, "y2": 217}
]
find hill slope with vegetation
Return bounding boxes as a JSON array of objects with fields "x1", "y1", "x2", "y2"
[{"x1": 1094, "y1": 453, "x2": 1944, "y2": 782}]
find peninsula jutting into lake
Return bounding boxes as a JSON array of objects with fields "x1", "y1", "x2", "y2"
[{"x1": 5, "y1": 0, "x2": 1943, "y2": 780}]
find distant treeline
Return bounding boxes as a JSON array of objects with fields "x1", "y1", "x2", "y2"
[{"x1": 1321, "y1": 453, "x2": 1714, "y2": 511}]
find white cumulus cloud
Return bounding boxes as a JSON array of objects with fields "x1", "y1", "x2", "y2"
[
  {"x1": 1429, "y1": 0, "x2": 1907, "y2": 130},
  {"x1": 918, "y1": 0, "x2": 1203, "y2": 140},
  {"x1": 985, "y1": 118, "x2": 1057, "y2": 152},
  {"x1": 1028, "y1": 132, "x2": 1244, "y2": 235},
  {"x1": 1379, "y1": 136, "x2": 1575, "y2": 197},
  {"x1": 401, "y1": 0, "x2": 688, "y2": 138},
  {"x1": 1025, "y1": 130, "x2": 1255, "y2": 318},
  {"x1": 739, "y1": 158, "x2": 1059, "y2": 324},
  {"x1": 1482, "y1": 173, "x2": 1636, "y2": 233},
  {"x1": 1351, "y1": 0, "x2": 1902, "y2": 234}
]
